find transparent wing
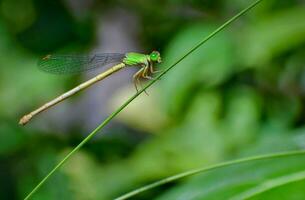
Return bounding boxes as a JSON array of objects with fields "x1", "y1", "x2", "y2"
[{"x1": 38, "y1": 53, "x2": 126, "y2": 74}]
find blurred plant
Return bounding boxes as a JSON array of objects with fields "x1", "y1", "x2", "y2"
[
  {"x1": 1, "y1": 0, "x2": 305, "y2": 199},
  {"x1": 116, "y1": 151, "x2": 305, "y2": 200},
  {"x1": 22, "y1": 1, "x2": 264, "y2": 199}
]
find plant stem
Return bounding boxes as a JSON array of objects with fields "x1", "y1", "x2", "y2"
[
  {"x1": 24, "y1": 0, "x2": 264, "y2": 199},
  {"x1": 114, "y1": 150, "x2": 305, "y2": 200}
]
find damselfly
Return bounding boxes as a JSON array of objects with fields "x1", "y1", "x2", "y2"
[{"x1": 19, "y1": 51, "x2": 162, "y2": 125}]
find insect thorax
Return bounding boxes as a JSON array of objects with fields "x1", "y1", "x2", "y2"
[{"x1": 123, "y1": 52, "x2": 149, "y2": 66}]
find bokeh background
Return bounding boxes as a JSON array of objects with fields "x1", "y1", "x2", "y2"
[{"x1": 1, "y1": 0, "x2": 305, "y2": 199}]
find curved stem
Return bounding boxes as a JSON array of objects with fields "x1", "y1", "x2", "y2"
[{"x1": 115, "y1": 151, "x2": 305, "y2": 200}]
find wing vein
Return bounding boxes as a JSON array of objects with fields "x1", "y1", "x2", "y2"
[{"x1": 38, "y1": 53, "x2": 126, "y2": 74}]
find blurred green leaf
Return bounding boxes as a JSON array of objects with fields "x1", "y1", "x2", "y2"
[
  {"x1": 159, "y1": 24, "x2": 235, "y2": 116},
  {"x1": 249, "y1": 179, "x2": 305, "y2": 200},
  {"x1": 0, "y1": 123, "x2": 27, "y2": 155},
  {"x1": 241, "y1": 128, "x2": 305, "y2": 157},
  {"x1": 223, "y1": 86, "x2": 262, "y2": 151},
  {"x1": 156, "y1": 151, "x2": 305, "y2": 200},
  {"x1": 240, "y1": 7, "x2": 305, "y2": 66},
  {"x1": 0, "y1": 0, "x2": 36, "y2": 33},
  {"x1": 18, "y1": 147, "x2": 73, "y2": 200}
]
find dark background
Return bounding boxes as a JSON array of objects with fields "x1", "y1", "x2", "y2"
[{"x1": 1, "y1": 0, "x2": 305, "y2": 199}]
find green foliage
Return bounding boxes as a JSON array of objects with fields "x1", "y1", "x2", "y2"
[
  {"x1": 240, "y1": 7, "x2": 305, "y2": 66},
  {"x1": 0, "y1": 0, "x2": 305, "y2": 199},
  {"x1": 156, "y1": 152, "x2": 305, "y2": 200},
  {"x1": 159, "y1": 24, "x2": 234, "y2": 116}
]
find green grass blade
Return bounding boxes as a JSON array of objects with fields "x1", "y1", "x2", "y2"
[
  {"x1": 115, "y1": 151, "x2": 305, "y2": 200},
  {"x1": 230, "y1": 169, "x2": 305, "y2": 200},
  {"x1": 24, "y1": 0, "x2": 264, "y2": 199}
]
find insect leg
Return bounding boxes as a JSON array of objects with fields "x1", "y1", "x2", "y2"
[
  {"x1": 149, "y1": 62, "x2": 162, "y2": 74},
  {"x1": 143, "y1": 66, "x2": 154, "y2": 80},
  {"x1": 138, "y1": 67, "x2": 149, "y2": 95},
  {"x1": 147, "y1": 61, "x2": 162, "y2": 80},
  {"x1": 132, "y1": 66, "x2": 150, "y2": 95},
  {"x1": 133, "y1": 68, "x2": 144, "y2": 92}
]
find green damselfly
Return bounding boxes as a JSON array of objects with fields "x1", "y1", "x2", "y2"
[{"x1": 19, "y1": 51, "x2": 162, "y2": 125}]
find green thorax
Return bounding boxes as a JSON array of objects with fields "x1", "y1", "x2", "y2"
[{"x1": 123, "y1": 52, "x2": 149, "y2": 66}]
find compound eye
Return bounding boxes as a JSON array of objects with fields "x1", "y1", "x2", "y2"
[{"x1": 150, "y1": 51, "x2": 160, "y2": 62}]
